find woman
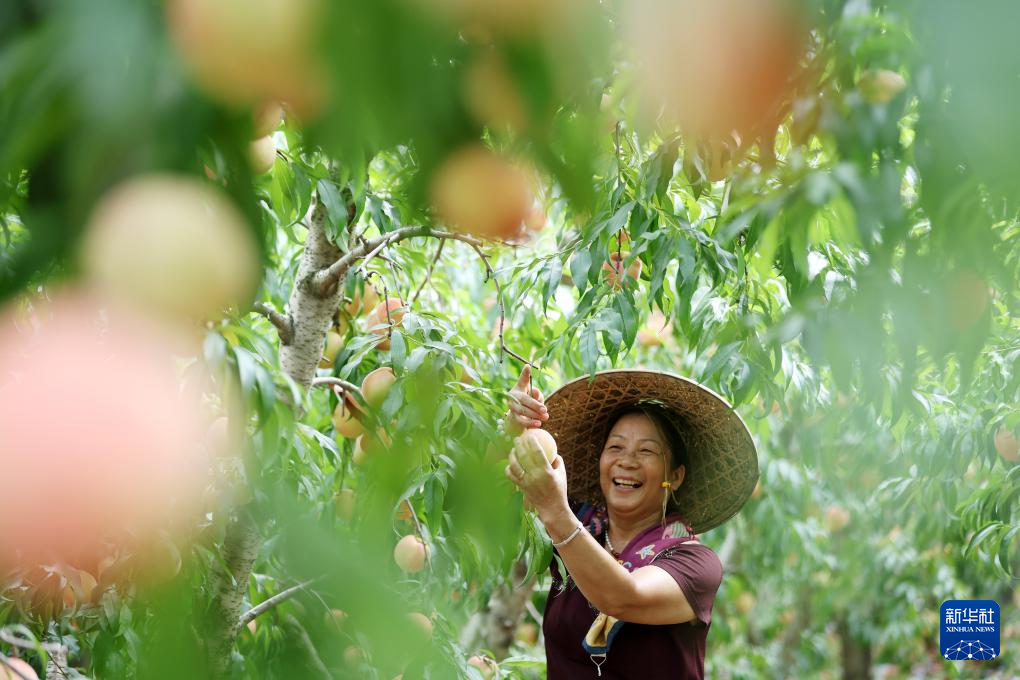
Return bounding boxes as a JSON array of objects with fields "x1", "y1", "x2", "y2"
[{"x1": 503, "y1": 366, "x2": 758, "y2": 679}]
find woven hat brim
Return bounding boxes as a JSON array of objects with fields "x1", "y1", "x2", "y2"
[{"x1": 543, "y1": 370, "x2": 758, "y2": 534}]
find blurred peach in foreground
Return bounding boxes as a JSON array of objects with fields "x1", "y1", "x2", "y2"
[
  {"x1": 0, "y1": 657, "x2": 38, "y2": 680},
  {"x1": 80, "y1": 174, "x2": 260, "y2": 323},
  {"x1": 430, "y1": 145, "x2": 532, "y2": 240},
  {"x1": 166, "y1": 0, "x2": 326, "y2": 113},
  {"x1": 626, "y1": 0, "x2": 804, "y2": 141},
  {"x1": 0, "y1": 293, "x2": 209, "y2": 569}
]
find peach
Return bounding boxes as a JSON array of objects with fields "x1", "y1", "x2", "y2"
[
  {"x1": 361, "y1": 367, "x2": 396, "y2": 409},
  {"x1": 253, "y1": 101, "x2": 284, "y2": 137},
  {"x1": 995, "y1": 428, "x2": 1019, "y2": 463},
  {"x1": 430, "y1": 145, "x2": 532, "y2": 240},
  {"x1": 393, "y1": 535, "x2": 429, "y2": 573},
  {"x1": 365, "y1": 298, "x2": 406, "y2": 351},
  {"x1": 516, "y1": 428, "x2": 557, "y2": 463},
  {"x1": 602, "y1": 252, "x2": 642, "y2": 289},
  {"x1": 248, "y1": 136, "x2": 277, "y2": 175},
  {"x1": 80, "y1": 174, "x2": 260, "y2": 322}
]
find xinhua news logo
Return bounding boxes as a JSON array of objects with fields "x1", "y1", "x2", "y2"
[{"x1": 940, "y1": 600, "x2": 1000, "y2": 661}]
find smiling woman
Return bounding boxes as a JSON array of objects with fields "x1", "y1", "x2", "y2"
[{"x1": 504, "y1": 368, "x2": 758, "y2": 679}]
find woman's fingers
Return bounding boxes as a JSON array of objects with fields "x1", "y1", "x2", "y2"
[{"x1": 510, "y1": 392, "x2": 548, "y2": 420}]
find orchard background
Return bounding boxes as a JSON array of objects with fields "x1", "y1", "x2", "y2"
[{"x1": 1, "y1": 0, "x2": 1019, "y2": 678}]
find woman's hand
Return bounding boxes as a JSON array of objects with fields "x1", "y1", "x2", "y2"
[
  {"x1": 505, "y1": 432, "x2": 570, "y2": 522},
  {"x1": 503, "y1": 365, "x2": 547, "y2": 436}
]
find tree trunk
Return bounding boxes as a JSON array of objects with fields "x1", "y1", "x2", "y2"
[
  {"x1": 206, "y1": 511, "x2": 262, "y2": 677},
  {"x1": 205, "y1": 190, "x2": 351, "y2": 677},
  {"x1": 837, "y1": 615, "x2": 872, "y2": 680},
  {"x1": 461, "y1": 559, "x2": 536, "y2": 660},
  {"x1": 279, "y1": 200, "x2": 345, "y2": 391}
]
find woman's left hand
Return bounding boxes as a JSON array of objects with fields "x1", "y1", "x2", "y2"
[{"x1": 505, "y1": 432, "x2": 570, "y2": 521}]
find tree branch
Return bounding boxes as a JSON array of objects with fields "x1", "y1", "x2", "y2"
[
  {"x1": 238, "y1": 580, "x2": 317, "y2": 628},
  {"x1": 252, "y1": 302, "x2": 294, "y2": 345},
  {"x1": 283, "y1": 614, "x2": 333, "y2": 679},
  {"x1": 307, "y1": 226, "x2": 496, "y2": 299},
  {"x1": 411, "y1": 239, "x2": 445, "y2": 304}
]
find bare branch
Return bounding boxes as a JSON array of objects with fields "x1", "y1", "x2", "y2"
[
  {"x1": 283, "y1": 614, "x2": 333, "y2": 679},
  {"x1": 462, "y1": 240, "x2": 536, "y2": 370},
  {"x1": 411, "y1": 239, "x2": 445, "y2": 304},
  {"x1": 252, "y1": 302, "x2": 294, "y2": 345},
  {"x1": 308, "y1": 226, "x2": 498, "y2": 298},
  {"x1": 310, "y1": 377, "x2": 361, "y2": 396},
  {"x1": 239, "y1": 580, "x2": 317, "y2": 628}
]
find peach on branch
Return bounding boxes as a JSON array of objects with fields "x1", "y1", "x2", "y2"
[
  {"x1": 365, "y1": 298, "x2": 406, "y2": 351},
  {"x1": 407, "y1": 612, "x2": 433, "y2": 641},
  {"x1": 626, "y1": 0, "x2": 805, "y2": 142},
  {"x1": 352, "y1": 430, "x2": 391, "y2": 466},
  {"x1": 858, "y1": 69, "x2": 906, "y2": 105},
  {"x1": 822, "y1": 505, "x2": 850, "y2": 533},
  {"x1": 332, "y1": 398, "x2": 366, "y2": 440},
  {"x1": 467, "y1": 655, "x2": 498, "y2": 679},
  {"x1": 318, "y1": 330, "x2": 343, "y2": 369},
  {"x1": 361, "y1": 367, "x2": 396, "y2": 409},
  {"x1": 995, "y1": 428, "x2": 1019, "y2": 463},
  {"x1": 253, "y1": 101, "x2": 284, "y2": 137},
  {"x1": 393, "y1": 535, "x2": 429, "y2": 573},
  {"x1": 248, "y1": 136, "x2": 277, "y2": 175},
  {"x1": 602, "y1": 251, "x2": 643, "y2": 289},
  {"x1": 333, "y1": 489, "x2": 355, "y2": 520}
]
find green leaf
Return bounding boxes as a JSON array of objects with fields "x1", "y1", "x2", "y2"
[
  {"x1": 316, "y1": 178, "x2": 348, "y2": 250},
  {"x1": 580, "y1": 325, "x2": 599, "y2": 376},
  {"x1": 390, "y1": 329, "x2": 407, "y2": 372},
  {"x1": 570, "y1": 250, "x2": 592, "y2": 295}
]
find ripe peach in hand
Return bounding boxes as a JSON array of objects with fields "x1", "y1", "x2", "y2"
[
  {"x1": 393, "y1": 535, "x2": 429, "y2": 573},
  {"x1": 515, "y1": 428, "x2": 557, "y2": 464}
]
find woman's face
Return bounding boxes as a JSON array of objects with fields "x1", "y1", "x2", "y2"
[{"x1": 599, "y1": 412, "x2": 685, "y2": 519}]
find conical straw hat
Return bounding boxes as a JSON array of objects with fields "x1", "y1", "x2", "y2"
[{"x1": 544, "y1": 369, "x2": 758, "y2": 534}]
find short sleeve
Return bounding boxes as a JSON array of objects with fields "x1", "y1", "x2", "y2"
[{"x1": 649, "y1": 542, "x2": 723, "y2": 626}]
